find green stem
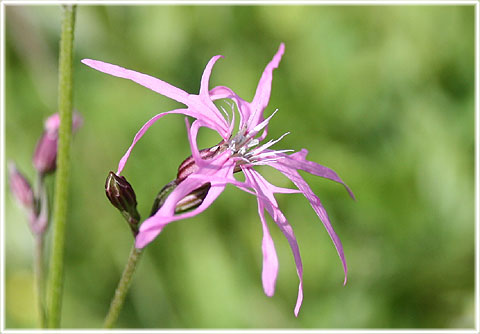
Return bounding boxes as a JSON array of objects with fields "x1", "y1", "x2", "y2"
[
  {"x1": 34, "y1": 235, "x2": 46, "y2": 328},
  {"x1": 103, "y1": 246, "x2": 143, "y2": 328},
  {"x1": 46, "y1": 5, "x2": 77, "y2": 328}
]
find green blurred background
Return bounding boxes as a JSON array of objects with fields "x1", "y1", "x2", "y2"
[{"x1": 4, "y1": 5, "x2": 475, "y2": 329}]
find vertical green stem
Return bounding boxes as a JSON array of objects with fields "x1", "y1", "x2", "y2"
[
  {"x1": 46, "y1": 5, "x2": 77, "y2": 328},
  {"x1": 103, "y1": 246, "x2": 143, "y2": 328},
  {"x1": 34, "y1": 235, "x2": 46, "y2": 328}
]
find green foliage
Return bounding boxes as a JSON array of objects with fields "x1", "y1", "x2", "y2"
[{"x1": 5, "y1": 5, "x2": 474, "y2": 329}]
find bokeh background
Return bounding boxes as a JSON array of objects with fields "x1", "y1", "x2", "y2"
[{"x1": 4, "y1": 4, "x2": 475, "y2": 329}]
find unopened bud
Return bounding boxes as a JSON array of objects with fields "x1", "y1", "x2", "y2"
[
  {"x1": 9, "y1": 162, "x2": 49, "y2": 236},
  {"x1": 175, "y1": 183, "x2": 211, "y2": 213},
  {"x1": 105, "y1": 171, "x2": 141, "y2": 236},
  {"x1": 8, "y1": 162, "x2": 34, "y2": 210},
  {"x1": 44, "y1": 110, "x2": 83, "y2": 135},
  {"x1": 151, "y1": 143, "x2": 225, "y2": 216},
  {"x1": 150, "y1": 180, "x2": 177, "y2": 216},
  {"x1": 33, "y1": 132, "x2": 58, "y2": 175},
  {"x1": 176, "y1": 144, "x2": 224, "y2": 182},
  {"x1": 33, "y1": 111, "x2": 83, "y2": 175},
  {"x1": 150, "y1": 181, "x2": 211, "y2": 216}
]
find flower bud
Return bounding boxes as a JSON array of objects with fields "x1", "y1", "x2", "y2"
[
  {"x1": 44, "y1": 110, "x2": 83, "y2": 135},
  {"x1": 150, "y1": 181, "x2": 211, "y2": 216},
  {"x1": 8, "y1": 162, "x2": 34, "y2": 210},
  {"x1": 150, "y1": 180, "x2": 177, "y2": 216},
  {"x1": 33, "y1": 111, "x2": 83, "y2": 175},
  {"x1": 33, "y1": 132, "x2": 58, "y2": 175},
  {"x1": 105, "y1": 171, "x2": 141, "y2": 235},
  {"x1": 175, "y1": 182, "x2": 211, "y2": 213},
  {"x1": 176, "y1": 144, "x2": 224, "y2": 182},
  {"x1": 151, "y1": 143, "x2": 225, "y2": 216},
  {"x1": 9, "y1": 162, "x2": 49, "y2": 236}
]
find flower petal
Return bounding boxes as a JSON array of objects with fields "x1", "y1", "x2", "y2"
[
  {"x1": 184, "y1": 118, "x2": 212, "y2": 169},
  {"x1": 248, "y1": 43, "x2": 285, "y2": 132},
  {"x1": 243, "y1": 167, "x2": 304, "y2": 316},
  {"x1": 270, "y1": 160, "x2": 348, "y2": 286},
  {"x1": 278, "y1": 149, "x2": 355, "y2": 200},
  {"x1": 116, "y1": 109, "x2": 202, "y2": 174},
  {"x1": 82, "y1": 58, "x2": 230, "y2": 138},
  {"x1": 135, "y1": 152, "x2": 236, "y2": 248},
  {"x1": 266, "y1": 203, "x2": 304, "y2": 317},
  {"x1": 82, "y1": 59, "x2": 190, "y2": 105},
  {"x1": 187, "y1": 173, "x2": 253, "y2": 193},
  {"x1": 196, "y1": 55, "x2": 231, "y2": 134},
  {"x1": 257, "y1": 198, "x2": 279, "y2": 297},
  {"x1": 199, "y1": 56, "x2": 223, "y2": 97}
]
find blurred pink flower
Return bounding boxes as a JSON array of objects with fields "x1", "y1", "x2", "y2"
[
  {"x1": 82, "y1": 43, "x2": 354, "y2": 316},
  {"x1": 8, "y1": 162, "x2": 34, "y2": 209},
  {"x1": 33, "y1": 111, "x2": 83, "y2": 174},
  {"x1": 8, "y1": 162, "x2": 48, "y2": 234}
]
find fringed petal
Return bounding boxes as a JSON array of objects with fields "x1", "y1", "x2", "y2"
[
  {"x1": 277, "y1": 149, "x2": 355, "y2": 200},
  {"x1": 82, "y1": 58, "x2": 230, "y2": 138},
  {"x1": 243, "y1": 167, "x2": 304, "y2": 316},
  {"x1": 82, "y1": 59, "x2": 190, "y2": 105},
  {"x1": 257, "y1": 198, "x2": 279, "y2": 297},
  {"x1": 270, "y1": 160, "x2": 348, "y2": 286},
  {"x1": 116, "y1": 109, "x2": 200, "y2": 174},
  {"x1": 196, "y1": 55, "x2": 231, "y2": 137},
  {"x1": 248, "y1": 43, "x2": 285, "y2": 132}
]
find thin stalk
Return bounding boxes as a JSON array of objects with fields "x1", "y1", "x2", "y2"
[
  {"x1": 46, "y1": 5, "x2": 77, "y2": 328},
  {"x1": 103, "y1": 246, "x2": 143, "y2": 328},
  {"x1": 34, "y1": 235, "x2": 46, "y2": 328},
  {"x1": 33, "y1": 149, "x2": 48, "y2": 328}
]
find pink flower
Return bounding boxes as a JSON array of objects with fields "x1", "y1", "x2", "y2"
[
  {"x1": 8, "y1": 162, "x2": 48, "y2": 235},
  {"x1": 8, "y1": 162, "x2": 34, "y2": 210},
  {"x1": 33, "y1": 111, "x2": 83, "y2": 175},
  {"x1": 82, "y1": 43, "x2": 354, "y2": 316}
]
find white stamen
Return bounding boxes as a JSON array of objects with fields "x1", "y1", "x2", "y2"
[
  {"x1": 219, "y1": 105, "x2": 230, "y2": 124},
  {"x1": 250, "y1": 131, "x2": 290, "y2": 156},
  {"x1": 250, "y1": 157, "x2": 287, "y2": 165},
  {"x1": 229, "y1": 139, "x2": 236, "y2": 151},
  {"x1": 247, "y1": 139, "x2": 259, "y2": 149},
  {"x1": 250, "y1": 109, "x2": 278, "y2": 136},
  {"x1": 219, "y1": 101, "x2": 292, "y2": 166},
  {"x1": 225, "y1": 100, "x2": 234, "y2": 112},
  {"x1": 250, "y1": 149, "x2": 294, "y2": 159},
  {"x1": 238, "y1": 146, "x2": 247, "y2": 155}
]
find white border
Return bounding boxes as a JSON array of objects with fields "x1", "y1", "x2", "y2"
[
  {"x1": 0, "y1": 1, "x2": 478, "y2": 334},
  {"x1": 0, "y1": 0, "x2": 478, "y2": 5},
  {"x1": 1, "y1": 0, "x2": 5, "y2": 333},
  {"x1": 1, "y1": 331, "x2": 480, "y2": 334},
  {"x1": 474, "y1": 0, "x2": 479, "y2": 333}
]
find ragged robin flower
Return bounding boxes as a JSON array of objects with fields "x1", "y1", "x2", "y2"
[
  {"x1": 82, "y1": 43, "x2": 354, "y2": 316},
  {"x1": 33, "y1": 111, "x2": 83, "y2": 175}
]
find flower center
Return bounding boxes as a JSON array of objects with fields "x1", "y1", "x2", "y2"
[
  {"x1": 215, "y1": 103, "x2": 293, "y2": 167},
  {"x1": 228, "y1": 130, "x2": 260, "y2": 158},
  {"x1": 225, "y1": 128, "x2": 292, "y2": 167}
]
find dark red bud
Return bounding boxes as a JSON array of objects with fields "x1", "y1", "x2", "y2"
[
  {"x1": 150, "y1": 180, "x2": 212, "y2": 216},
  {"x1": 105, "y1": 171, "x2": 140, "y2": 236},
  {"x1": 176, "y1": 145, "x2": 224, "y2": 182}
]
